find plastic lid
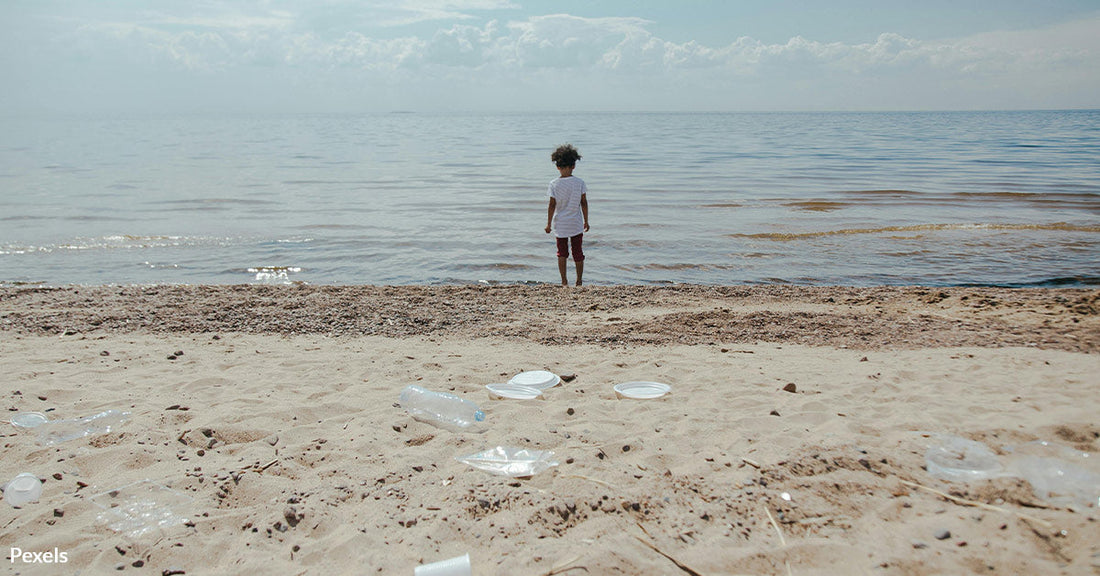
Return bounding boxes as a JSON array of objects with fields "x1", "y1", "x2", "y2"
[
  {"x1": 508, "y1": 371, "x2": 560, "y2": 390},
  {"x1": 486, "y1": 383, "x2": 543, "y2": 400},
  {"x1": 10, "y1": 412, "x2": 49, "y2": 429},
  {"x1": 614, "y1": 381, "x2": 671, "y2": 399}
]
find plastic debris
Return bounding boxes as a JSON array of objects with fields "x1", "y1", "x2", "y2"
[
  {"x1": 456, "y1": 446, "x2": 559, "y2": 478},
  {"x1": 1006, "y1": 441, "x2": 1100, "y2": 512},
  {"x1": 415, "y1": 553, "x2": 472, "y2": 576},
  {"x1": 924, "y1": 434, "x2": 1004, "y2": 482},
  {"x1": 922, "y1": 434, "x2": 1100, "y2": 511},
  {"x1": 90, "y1": 480, "x2": 192, "y2": 538},
  {"x1": 37, "y1": 409, "x2": 130, "y2": 446},
  {"x1": 4, "y1": 473, "x2": 43, "y2": 508}
]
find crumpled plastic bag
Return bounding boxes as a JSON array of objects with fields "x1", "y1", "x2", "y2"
[
  {"x1": 456, "y1": 446, "x2": 559, "y2": 478},
  {"x1": 921, "y1": 434, "x2": 1099, "y2": 512},
  {"x1": 1005, "y1": 440, "x2": 1100, "y2": 512},
  {"x1": 90, "y1": 480, "x2": 192, "y2": 538}
]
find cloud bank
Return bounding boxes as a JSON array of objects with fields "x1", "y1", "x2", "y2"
[{"x1": 4, "y1": 4, "x2": 1098, "y2": 112}]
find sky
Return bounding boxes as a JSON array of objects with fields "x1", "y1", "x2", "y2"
[{"x1": 2, "y1": 0, "x2": 1098, "y2": 114}]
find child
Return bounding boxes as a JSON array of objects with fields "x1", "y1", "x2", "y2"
[{"x1": 544, "y1": 144, "x2": 590, "y2": 286}]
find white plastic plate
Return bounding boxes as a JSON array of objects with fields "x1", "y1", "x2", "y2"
[
  {"x1": 486, "y1": 383, "x2": 543, "y2": 400},
  {"x1": 508, "y1": 370, "x2": 561, "y2": 390},
  {"x1": 614, "y1": 381, "x2": 671, "y2": 399}
]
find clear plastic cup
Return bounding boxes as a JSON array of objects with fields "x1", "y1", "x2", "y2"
[
  {"x1": 4, "y1": 473, "x2": 43, "y2": 508},
  {"x1": 414, "y1": 553, "x2": 471, "y2": 576}
]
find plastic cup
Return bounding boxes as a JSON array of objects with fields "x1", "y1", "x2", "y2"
[
  {"x1": 414, "y1": 553, "x2": 471, "y2": 576},
  {"x1": 4, "y1": 473, "x2": 43, "y2": 508}
]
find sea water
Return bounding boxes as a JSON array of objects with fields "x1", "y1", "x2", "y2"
[{"x1": 1, "y1": 110, "x2": 1097, "y2": 287}]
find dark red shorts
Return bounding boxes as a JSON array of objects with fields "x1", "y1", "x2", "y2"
[{"x1": 556, "y1": 234, "x2": 584, "y2": 260}]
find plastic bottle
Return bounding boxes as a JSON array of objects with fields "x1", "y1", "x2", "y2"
[
  {"x1": 36, "y1": 409, "x2": 131, "y2": 446},
  {"x1": 400, "y1": 386, "x2": 485, "y2": 432}
]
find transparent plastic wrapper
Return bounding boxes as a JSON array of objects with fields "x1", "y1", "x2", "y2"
[
  {"x1": 91, "y1": 480, "x2": 192, "y2": 538},
  {"x1": 457, "y1": 446, "x2": 558, "y2": 478},
  {"x1": 924, "y1": 434, "x2": 1004, "y2": 482},
  {"x1": 37, "y1": 409, "x2": 130, "y2": 446},
  {"x1": 1006, "y1": 440, "x2": 1100, "y2": 512}
]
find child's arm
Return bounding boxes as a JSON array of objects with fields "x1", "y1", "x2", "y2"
[
  {"x1": 545, "y1": 198, "x2": 556, "y2": 234},
  {"x1": 581, "y1": 194, "x2": 589, "y2": 232}
]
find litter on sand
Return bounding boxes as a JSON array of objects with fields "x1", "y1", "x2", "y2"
[
  {"x1": 456, "y1": 446, "x2": 559, "y2": 478},
  {"x1": 90, "y1": 480, "x2": 192, "y2": 538}
]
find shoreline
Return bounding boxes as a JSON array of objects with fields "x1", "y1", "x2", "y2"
[{"x1": 2, "y1": 284, "x2": 1097, "y2": 351}]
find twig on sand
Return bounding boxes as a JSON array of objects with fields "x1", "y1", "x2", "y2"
[
  {"x1": 563, "y1": 474, "x2": 615, "y2": 489},
  {"x1": 257, "y1": 459, "x2": 280, "y2": 471},
  {"x1": 762, "y1": 503, "x2": 794, "y2": 576},
  {"x1": 741, "y1": 457, "x2": 761, "y2": 469},
  {"x1": 899, "y1": 480, "x2": 1053, "y2": 528},
  {"x1": 635, "y1": 523, "x2": 705, "y2": 576},
  {"x1": 541, "y1": 555, "x2": 587, "y2": 575},
  {"x1": 762, "y1": 504, "x2": 786, "y2": 547}
]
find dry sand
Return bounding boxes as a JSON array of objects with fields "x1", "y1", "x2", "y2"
[{"x1": 1, "y1": 285, "x2": 1098, "y2": 575}]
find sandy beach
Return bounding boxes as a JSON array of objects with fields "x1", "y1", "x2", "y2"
[{"x1": 1, "y1": 285, "x2": 1098, "y2": 575}]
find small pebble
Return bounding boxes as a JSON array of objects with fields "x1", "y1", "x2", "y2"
[
  {"x1": 769, "y1": 410, "x2": 781, "y2": 417},
  {"x1": 934, "y1": 529, "x2": 951, "y2": 540},
  {"x1": 911, "y1": 540, "x2": 928, "y2": 549},
  {"x1": 782, "y1": 383, "x2": 797, "y2": 393},
  {"x1": 101, "y1": 351, "x2": 110, "y2": 357}
]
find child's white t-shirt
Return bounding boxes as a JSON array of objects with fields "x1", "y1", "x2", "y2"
[{"x1": 548, "y1": 176, "x2": 587, "y2": 238}]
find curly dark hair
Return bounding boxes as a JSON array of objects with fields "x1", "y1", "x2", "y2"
[{"x1": 551, "y1": 144, "x2": 582, "y2": 168}]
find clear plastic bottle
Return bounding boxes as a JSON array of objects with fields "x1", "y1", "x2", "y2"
[
  {"x1": 400, "y1": 385, "x2": 485, "y2": 432},
  {"x1": 36, "y1": 409, "x2": 131, "y2": 446}
]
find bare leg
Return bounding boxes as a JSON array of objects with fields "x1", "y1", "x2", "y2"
[
  {"x1": 557, "y1": 257, "x2": 568, "y2": 286},
  {"x1": 575, "y1": 259, "x2": 584, "y2": 286}
]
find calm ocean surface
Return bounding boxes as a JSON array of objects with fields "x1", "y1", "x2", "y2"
[{"x1": 1, "y1": 111, "x2": 1098, "y2": 287}]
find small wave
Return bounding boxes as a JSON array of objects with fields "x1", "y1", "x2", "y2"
[
  {"x1": 455, "y1": 263, "x2": 536, "y2": 271},
  {"x1": 729, "y1": 223, "x2": 1100, "y2": 241},
  {"x1": 153, "y1": 198, "x2": 278, "y2": 211},
  {"x1": 698, "y1": 203, "x2": 743, "y2": 209},
  {"x1": 844, "y1": 189, "x2": 923, "y2": 196},
  {"x1": 783, "y1": 200, "x2": 849, "y2": 212},
  {"x1": 616, "y1": 263, "x2": 737, "y2": 271},
  {"x1": 248, "y1": 266, "x2": 303, "y2": 284}
]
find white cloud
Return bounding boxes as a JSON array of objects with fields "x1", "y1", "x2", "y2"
[{"x1": 5, "y1": 5, "x2": 1096, "y2": 112}]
